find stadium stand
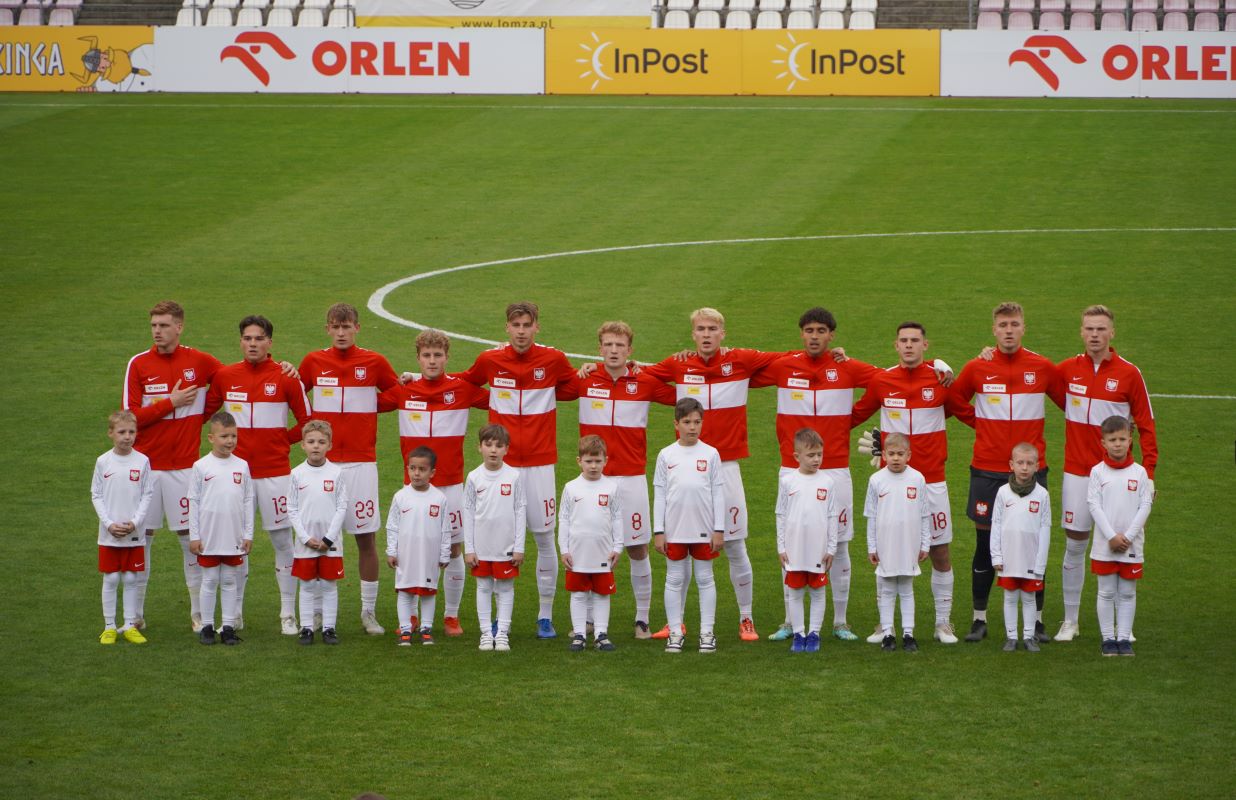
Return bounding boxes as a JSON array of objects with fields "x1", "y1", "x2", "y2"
[
  {"x1": 727, "y1": 8, "x2": 754, "y2": 26},
  {"x1": 818, "y1": 8, "x2": 845, "y2": 25},
  {"x1": 695, "y1": 7, "x2": 721, "y2": 26},
  {"x1": 1130, "y1": 9, "x2": 1155, "y2": 28},
  {"x1": 756, "y1": 8, "x2": 783, "y2": 25},
  {"x1": 663, "y1": 7, "x2": 690, "y2": 26},
  {"x1": 1162, "y1": 8, "x2": 1188, "y2": 26},
  {"x1": 1070, "y1": 9, "x2": 1095, "y2": 25},
  {"x1": 761, "y1": 0, "x2": 789, "y2": 10},
  {"x1": 787, "y1": 8, "x2": 814, "y2": 25},
  {"x1": 266, "y1": 5, "x2": 291, "y2": 24},
  {"x1": 205, "y1": 5, "x2": 231, "y2": 24},
  {"x1": 297, "y1": 5, "x2": 322, "y2": 24},
  {"x1": 1039, "y1": 8, "x2": 1064, "y2": 25},
  {"x1": 175, "y1": 6, "x2": 199, "y2": 24},
  {"x1": 653, "y1": 0, "x2": 895, "y2": 28},
  {"x1": 235, "y1": 5, "x2": 261, "y2": 24}
]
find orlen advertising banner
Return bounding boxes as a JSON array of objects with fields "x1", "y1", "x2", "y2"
[
  {"x1": 357, "y1": 0, "x2": 647, "y2": 28},
  {"x1": 743, "y1": 29, "x2": 938, "y2": 96},
  {"x1": 546, "y1": 29, "x2": 742, "y2": 95},
  {"x1": 0, "y1": 26, "x2": 153, "y2": 92},
  {"x1": 942, "y1": 30, "x2": 1236, "y2": 98},
  {"x1": 154, "y1": 27, "x2": 542, "y2": 93}
]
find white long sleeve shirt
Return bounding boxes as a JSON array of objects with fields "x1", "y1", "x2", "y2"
[
  {"x1": 864, "y1": 466, "x2": 930, "y2": 578},
  {"x1": 288, "y1": 460, "x2": 348, "y2": 560},
  {"x1": 188, "y1": 453, "x2": 254, "y2": 556},
  {"x1": 775, "y1": 469, "x2": 839, "y2": 573},
  {"x1": 91, "y1": 449, "x2": 154, "y2": 547},
  {"x1": 462, "y1": 463, "x2": 526, "y2": 561},
  {"x1": 1088, "y1": 460, "x2": 1153, "y2": 564},
  {"x1": 557, "y1": 475, "x2": 622, "y2": 574},
  {"x1": 652, "y1": 441, "x2": 725, "y2": 544},
  {"x1": 386, "y1": 484, "x2": 452, "y2": 590},
  {"x1": 989, "y1": 483, "x2": 1051, "y2": 579}
]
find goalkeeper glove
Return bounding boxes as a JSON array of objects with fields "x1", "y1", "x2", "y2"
[{"x1": 857, "y1": 428, "x2": 883, "y2": 468}]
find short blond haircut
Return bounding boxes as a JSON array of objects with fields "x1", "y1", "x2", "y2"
[
  {"x1": 149, "y1": 300, "x2": 184, "y2": 321},
  {"x1": 415, "y1": 329, "x2": 450, "y2": 354},
  {"x1": 1011, "y1": 441, "x2": 1039, "y2": 460},
  {"x1": 302, "y1": 420, "x2": 333, "y2": 440},
  {"x1": 1082, "y1": 304, "x2": 1114, "y2": 322},
  {"x1": 992, "y1": 301, "x2": 1023, "y2": 320},
  {"x1": 326, "y1": 303, "x2": 359, "y2": 325},
  {"x1": 690, "y1": 307, "x2": 725, "y2": 328},
  {"x1": 883, "y1": 432, "x2": 910, "y2": 451},
  {"x1": 597, "y1": 321, "x2": 633, "y2": 345},
  {"x1": 108, "y1": 409, "x2": 137, "y2": 431},
  {"x1": 578, "y1": 434, "x2": 607, "y2": 458},
  {"x1": 506, "y1": 302, "x2": 539, "y2": 323}
]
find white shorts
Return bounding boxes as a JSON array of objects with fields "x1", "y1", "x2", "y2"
[
  {"x1": 926, "y1": 481, "x2": 953, "y2": 546},
  {"x1": 143, "y1": 469, "x2": 190, "y2": 532},
  {"x1": 613, "y1": 474, "x2": 652, "y2": 547},
  {"x1": 779, "y1": 466, "x2": 854, "y2": 543},
  {"x1": 254, "y1": 475, "x2": 292, "y2": 531},
  {"x1": 521, "y1": 464, "x2": 557, "y2": 534},
  {"x1": 338, "y1": 461, "x2": 380, "y2": 535},
  {"x1": 721, "y1": 460, "x2": 748, "y2": 542},
  {"x1": 439, "y1": 482, "x2": 464, "y2": 545},
  {"x1": 1060, "y1": 472, "x2": 1093, "y2": 533}
]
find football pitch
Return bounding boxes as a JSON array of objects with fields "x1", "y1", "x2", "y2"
[{"x1": 3, "y1": 93, "x2": 1235, "y2": 799}]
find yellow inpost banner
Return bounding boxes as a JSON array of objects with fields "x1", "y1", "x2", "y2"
[
  {"x1": 742, "y1": 29, "x2": 939, "y2": 96},
  {"x1": 0, "y1": 26, "x2": 154, "y2": 92},
  {"x1": 546, "y1": 29, "x2": 742, "y2": 95}
]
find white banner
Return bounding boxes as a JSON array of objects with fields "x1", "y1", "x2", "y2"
[
  {"x1": 154, "y1": 27, "x2": 543, "y2": 93},
  {"x1": 357, "y1": 0, "x2": 646, "y2": 15},
  {"x1": 942, "y1": 31, "x2": 1236, "y2": 98}
]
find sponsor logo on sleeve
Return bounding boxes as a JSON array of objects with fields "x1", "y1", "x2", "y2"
[
  {"x1": 906, "y1": 487, "x2": 918, "y2": 499},
  {"x1": 696, "y1": 460, "x2": 708, "y2": 472},
  {"x1": 1106, "y1": 378, "x2": 1119, "y2": 392},
  {"x1": 355, "y1": 367, "x2": 368, "y2": 381},
  {"x1": 500, "y1": 483, "x2": 512, "y2": 496},
  {"x1": 598, "y1": 494, "x2": 609, "y2": 506},
  {"x1": 130, "y1": 469, "x2": 141, "y2": 481},
  {"x1": 233, "y1": 472, "x2": 243, "y2": 484}
]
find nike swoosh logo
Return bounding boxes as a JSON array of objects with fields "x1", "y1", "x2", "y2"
[
  {"x1": 985, "y1": 375, "x2": 998, "y2": 380},
  {"x1": 133, "y1": 562, "x2": 145, "y2": 568},
  {"x1": 974, "y1": 569, "x2": 990, "y2": 574},
  {"x1": 878, "y1": 491, "x2": 888, "y2": 498},
  {"x1": 320, "y1": 370, "x2": 334, "y2": 375},
  {"x1": 204, "y1": 476, "x2": 215, "y2": 481},
  {"x1": 887, "y1": 391, "x2": 901, "y2": 397},
  {"x1": 728, "y1": 529, "x2": 740, "y2": 535},
  {"x1": 791, "y1": 371, "x2": 804, "y2": 377},
  {"x1": 145, "y1": 377, "x2": 159, "y2": 383},
  {"x1": 1005, "y1": 501, "x2": 1016, "y2": 507},
  {"x1": 667, "y1": 464, "x2": 678, "y2": 470},
  {"x1": 1100, "y1": 481, "x2": 1111, "y2": 488},
  {"x1": 738, "y1": 581, "x2": 750, "y2": 587},
  {"x1": 931, "y1": 533, "x2": 944, "y2": 540},
  {"x1": 230, "y1": 385, "x2": 243, "y2": 390},
  {"x1": 103, "y1": 472, "x2": 115, "y2": 478},
  {"x1": 475, "y1": 488, "x2": 486, "y2": 494},
  {"x1": 787, "y1": 491, "x2": 799, "y2": 496},
  {"x1": 297, "y1": 485, "x2": 309, "y2": 491},
  {"x1": 1071, "y1": 376, "x2": 1083, "y2": 381}
]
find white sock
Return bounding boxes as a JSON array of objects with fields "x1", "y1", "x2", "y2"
[
  {"x1": 787, "y1": 585, "x2": 806, "y2": 635},
  {"x1": 723, "y1": 539, "x2": 754, "y2": 619},
  {"x1": 321, "y1": 580, "x2": 338, "y2": 629},
  {"x1": 533, "y1": 530, "x2": 557, "y2": 620},
  {"x1": 444, "y1": 554, "x2": 465, "y2": 617},
  {"x1": 931, "y1": 568, "x2": 953, "y2": 626},
  {"x1": 360, "y1": 579, "x2": 379, "y2": 615},
  {"x1": 269, "y1": 528, "x2": 296, "y2": 618},
  {"x1": 592, "y1": 593, "x2": 611, "y2": 636},
  {"x1": 314, "y1": 579, "x2": 323, "y2": 616},
  {"x1": 102, "y1": 572, "x2": 120, "y2": 629},
  {"x1": 1096, "y1": 573, "x2": 1117, "y2": 640},
  {"x1": 570, "y1": 592, "x2": 589, "y2": 637},
  {"x1": 830, "y1": 542, "x2": 851, "y2": 627},
  {"x1": 179, "y1": 534, "x2": 202, "y2": 616},
  {"x1": 420, "y1": 594, "x2": 436, "y2": 630},
  {"x1": 1116, "y1": 577, "x2": 1137, "y2": 641},
  {"x1": 199, "y1": 565, "x2": 220, "y2": 629},
  {"x1": 694, "y1": 558, "x2": 717, "y2": 635},
  {"x1": 133, "y1": 535, "x2": 153, "y2": 619},
  {"x1": 299, "y1": 580, "x2": 316, "y2": 629},
  {"x1": 397, "y1": 592, "x2": 417, "y2": 631},
  {"x1": 1003, "y1": 589, "x2": 1019, "y2": 639},
  {"x1": 220, "y1": 564, "x2": 241, "y2": 628},
  {"x1": 780, "y1": 564, "x2": 791, "y2": 627},
  {"x1": 878, "y1": 576, "x2": 896, "y2": 636},
  {"x1": 476, "y1": 577, "x2": 494, "y2": 633},
  {"x1": 234, "y1": 557, "x2": 249, "y2": 620},
  {"x1": 494, "y1": 578, "x2": 514, "y2": 634},
  {"x1": 664, "y1": 557, "x2": 688, "y2": 628},
  {"x1": 975, "y1": 608, "x2": 988, "y2": 622},
  {"x1": 1062, "y1": 537, "x2": 1089, "y2": 624},
  {"x1": 898, "y1": 576, "x2": 916, "y2": 637},
  {"x1": 121, "y1": 572, "x2": 139, "y2": 627},
  {"x1": 1021, "y1": 590, "x2": 1035, "y2": 640},
  {"x1": 629, "y1": 555, "x2": 652, "y2": 623},
  {"x1": 808, "y1": 584, "x2": 827, "y2": 635}
]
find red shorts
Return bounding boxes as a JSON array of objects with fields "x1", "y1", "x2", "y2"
[
  {"x1": 98, "y1": 545, "x2": 146, "y2": 574},
  {"x1": 197, "y1": 554, "x2": 245, "y2": 568},
  {"x1": 1091, "y1": 560, "x2": 1144, "y2": 580},
  {"x1": 665, "y1": 542, "x2": 720, "y2": 562},
  {"x1": 397, "y1": 586, "x2": 438, "y2": 596},
  {"x1": 565, "y1": 570, "x2": 617, "y2": 595},
  {"x1": 292, "y1": 556, "x2": 344, "y2": 581},
  {"x1": 471, "y1": 560, "x2": 519, "y2": 580},
  {"x1": 784, "y1": 570, "x2": 829, "y2": 590},
  {"x1": 997, "y1": 576, "x2": 1044, "y2": 592}
]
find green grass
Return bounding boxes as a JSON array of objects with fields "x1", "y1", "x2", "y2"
[{"x1": 2, "y1": 93, "x2": 1235, "y2": 799}]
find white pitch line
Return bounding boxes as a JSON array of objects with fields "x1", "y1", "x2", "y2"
[{"x1": 368, "y1": 226, "x2": 1236, "y2": 399}]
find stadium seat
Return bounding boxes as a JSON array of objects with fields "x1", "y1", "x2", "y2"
[
  {"x1": 851, "y1": 0, "x2": 877, "y2": 11},
  {"x1": 1130, "y1": 0, "x2": 1155, "y2": 10},
  {"x1": 55, "y1": 0, "x2": 83, "y2": 9},
  {"x1": 297, "y1": 6, "x2": 323, "y2": 25},
  {"x1": 756, "y1": 9, "x2": 783, "y2": 25},
  {"x1": 759, "y1": 0, "x2": 787, "y2": 9},
  {"x1": 175, "y1": 7, "x2": 201, "y2": 24},
  {"x1": 789, "y1": 0, "x2": 816, "y2": 9},
  {"x1": 977, "y1": 9, "x2": 1003, "y2": 26},
  {"x1": 729, "y1": 0, "x2": 756, "y2": 10},
  {"x1": 817, "y1": 8, "x2": 844, "y2": 26},
  {"x1": 695, "y1": 9, "x2": 722, "y2": 26},
  {"x1": 47, "y1": 5, "x2": 72, "y2": 22},
  {"x1": 1039, "y1": 0, "x2": 1065, "y2": 11},
  {"x1": 1009, "y1": 0, "x2": 1033, "y2": 10},
  {"x1": 1130, "y1": 9, "x2": 1156, "y2": 26},
  {"x1": 302, "y1": 0, "x2": 329, "y2": 8},
  {"x1": 1161, "y1": 0, "x2": 1185, "y2": 10},
  {"x1": 1226, "y1": 0, "x2": 1235, "y2": 10},
  {"x1": 1069, "y1": 9, "x2": 1096, "y2": 25},
  {"x1": 214, "y1": 0, "x2": 241, "y2": 8},
  {"x1": 1008, "y1": 9, "x2": 1034, "y2": 25},
  {"x1": 17, "y1": 6, "x2": 39, "y2": 22},
  {"x1": 266, "y1": 5, "x2": 292, "y2": 23},
  {"x1": 667, "y1": 0, "x2": 694, "y2": 10},
  {"x1": 1227, "y1": 12, "x2": 1236, "y2": 30},
  {"x1": 0, "y1": 8, "x2": 12, "y2": 23},
  {"x1": 327, "y1": 6, "x2": 351, "y2": 25},
  {"x1": 1099, "y1": 9, "x2": 1127, "y2": 26},
  {"x1": 1099, "y1": 0, "x2": 1125, "y2": 10},
  {"x1": 978, "y1": 0, "x2": 1004, "y2": 10},
  {"x1": 1161, "y1": 8, "x2": 1187, "y2": 25},
  {"x1": 849, "y1": 8, "x2": 875, "y2": 25},
  {"x1": 1193, "y1": 9, "x2": 1219, "y2": 26},
  {"x1": 181, "y1": 0, "x2": 208, "y2": 7},
  {"x1": 206, "y1": 6, "x2": 233, "y2": 24},
  {"x1": 272, "y1": 0, "x2": 300, "y2": 7},
  {"x1": 1193, "y1": 0, "x2": 1218, "y2": 9},
  {"x1": 663, "y1": 8, "x2": 690, "y2": 26},
  {"x1": 1068, "y1": 0, "x2": 1095, "y2": 10},
  {"x1": 1039, "y1": 9, "x2": 1066, "y2": 25},
  {"x1": 236, "y1": 6, "x2": 262, "y2": 24},
  {"x1": 243, "y1": 0, "x2": 271, "y2": 8},
  {"x1": 786, "y1": 8, "x2": 814, "y2": 25},
  {"x1": 0, "y1": 0, "x2": 22, "y2": 9},
  {"x1": 819, "y1": 0, "x2": 846, "y2": 10},
  {"x1": 698, "y1": 0, "x2": 726, "y2": 10},
  {"x1": 726, "y1": 8, "x2": 753, "y2": 25}
]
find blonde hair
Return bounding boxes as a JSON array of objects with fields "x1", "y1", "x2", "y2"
[
  {"x1": 326, "y1": 303, "x2": 359, "y2": 325},
  {"x1": 1082, "y1": 304, "x2": 1114, "y2": 322},
  {"x1": 690, "y1": 307, "x2": 725, "y2": 328},
  {"x1": 302, "y1": 420, "x2": 333, "y2": 440},
  {"x1": 992, "y1": 301, "x2": 1023, "y2": 320},
  {"x1": 883, "y1": 432, "x2": 910, "y2": 451},
  {"x1": 108, "y1": 409, "x2": 137, "y2": 432},
  {"x1": 597, "y1": 321, "x2": 633, "y2": 345},
  {"x1": 415, "y1": 329, "x2": 450, "y2": 354},
  {"x1": 506, "y1": 302, "x2": 539, "y2": 323},
  {"x1": 1011, "y1": 441, "x2": 1039, "y2": 459}
]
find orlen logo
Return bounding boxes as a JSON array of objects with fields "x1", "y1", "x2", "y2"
[
  {"x1": 221, "y1": 31, "x2": 295, "y2": 87},
  {"x1": 575, "y1": 31, "x2": 709, "y2": 91},
  {"x1": 772, "y1": 32, "x2": 908, "y2": 92},
  {"x1": 1009, "y1": 35, "x2": 1085, "y2": 92}
]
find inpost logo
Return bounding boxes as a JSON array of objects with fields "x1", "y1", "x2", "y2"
[
  {"x1": 771, "y1": 32, "x2": 907, "y2": 92},
  {"x1": 575, "y1": 31, "x2": 711, "y2": 91}
]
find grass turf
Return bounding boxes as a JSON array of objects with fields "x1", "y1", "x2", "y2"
[{"x1": 2, "y1": 93, "x2": 1235, "y2": 799}]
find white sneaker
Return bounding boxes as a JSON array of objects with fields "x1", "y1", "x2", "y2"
[
  {"x1": 478, "y1": 632, "x2": 494, "y2": 651},
  {"x1": 934, "y1": 623, "x2": 959, "y2": 644},
  {"x1": 698, "y1": 632, "x2": 717, "y2": 653},
  {"x1": 665, "y1": 631, "x2": 685, "y2": 653},
  {"x1": 190, "y1": 612, "x2": 204, "y2": 633},
  {"x1": 280, "y1": 616, "x2": 298, "y2": 636},
  {"x1": 1055, "y1": 620, "x2": 1080, "y2": 641},
  {"x1": 866, "y1": 625, "x2": 885, "y2": 644},
  {"x1": 494, "y1": 631, "x2": 511, "y2": 652},
  {"x1": 360, "y1": 610, "x2": 385, "y2": 636},
  {"x1": 313, "y1": 612, "x2": 323, "y2": 632}
]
